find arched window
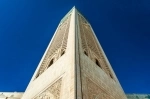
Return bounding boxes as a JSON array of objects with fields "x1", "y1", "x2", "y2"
[
  {"x1": 84, "y1": 51, "x2": 88, "y2": 56},
  {"x1": 61, "y1": 50, "x2": 65, "y2": 56},
  {"x1": 48, "y1": 58, "x2": 54, "y2": 68},
  {"x1": 109, "y1": 73, "x2": 113, "y2": 79},
  {"x1": 95, "y1": 59, "x2": 102, "y2": 68},
  {"x1": 36, "y1": 73, "x2": 39, "y2": 78}
]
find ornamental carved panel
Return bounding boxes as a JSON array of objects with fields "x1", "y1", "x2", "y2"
[
  {"x1": 35, "y1": 14, "x2": 71, "y2": 79},
  {"x1": 78, "y1": 14, "x2": 114, "y2": 80},
  {"x1": 86, "y1": 78, "x2": 114, "y2": 99},
  {"x1": 34, "y1": 78, "x2": 62, "y2": 99}
]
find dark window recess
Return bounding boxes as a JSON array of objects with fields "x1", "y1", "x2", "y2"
[
  {"x1": 61, "y1": 51, "x2": 65, "y2": 56},
  {"x1": 95, "y1": 59, "x2": 102, "y2": 68},
  {"x1": 109, "y1": 73, "x2": 113, "y2": 79},
  {"x1": 48, "y1": 59, "x2": 54, "y2": 68},
  {"x1": 84, "y1": 51, "x2": 88, "y2": 56},
  {"x1": 36, "y1": 73, "x2": 39, "y2": 78}
]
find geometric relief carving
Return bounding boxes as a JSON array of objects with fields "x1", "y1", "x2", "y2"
[
  {"x1": 35, "y1": 14, "x2": 71, "y2": 79},
  {"x1": 34, "y1": 78, "x2": 62, "y2": 99},
  {"x1": 86, "y1": 78, "x2": 113, "y2": 99},
  {"x1": 78, "y1": 14, "x2": 114, "y2": 80}
]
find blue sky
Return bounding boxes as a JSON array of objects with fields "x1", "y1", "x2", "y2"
[{"x1": 0, "y1": 0, "x2": 150, "y2": 93}]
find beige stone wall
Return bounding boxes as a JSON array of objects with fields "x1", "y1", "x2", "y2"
[
  {"x1": 79, "y1": 54, "x2": 127, "y2": 99},
  {"x1": 77, "y1": 10, "x2": 127, "y2": 99},
  {"x1": 0, "y1": 92, "x2": 23, "y2": 99},
  {"x1": 22, "y1": 54, "x2": 71, "y2": 98}
]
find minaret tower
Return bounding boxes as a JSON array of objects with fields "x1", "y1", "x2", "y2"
[{"x1": 22, "y1": 7, "x2": 127, "y2": 99}]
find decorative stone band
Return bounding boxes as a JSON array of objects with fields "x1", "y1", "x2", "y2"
[
  {"x1": 35, "y1": 15, "x2": 71, "y2": 79},
  {"x1": 78, "y1": 14, "x2": 114, "y2": 80},
  {"x1": 34, "y1": 78, "x2": 62, "y2": 99}
]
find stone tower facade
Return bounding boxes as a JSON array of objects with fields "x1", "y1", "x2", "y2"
[{"x1": 22, "y1": 7, "x2": 127, "y2": 99}]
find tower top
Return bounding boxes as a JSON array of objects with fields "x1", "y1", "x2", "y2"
[
  {"x1": 72, "y1": 6, "x2": 76, "y2": 9},
  {"x1": 59, "y1": 7, "x2": 72, "y2": 23},
  {"x1": 60, "y1": 6, "x2": 90, "y2": 26},
  {"x1": 60, "y1": 6, "x2": 77, "y2": 24}
]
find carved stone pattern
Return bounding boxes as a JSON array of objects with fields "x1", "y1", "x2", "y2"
[
  {"x1": 35, "y1": 15, "x2": 71, "y2": 78},
  {"x1": 86, "y1": 78, "x2": 114, "y2": 99},
  {"x1": 34, "y1": 78, "x2": 62, "y2": 99},
  {"x1": 78, "y1": 14, "x2": 114, "y2": 79}
]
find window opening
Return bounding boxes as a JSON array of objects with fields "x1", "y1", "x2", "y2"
[
  {"x1": 48, "y1": 58, "x2": 54, "y2": 68},
  {"x1": 84, "y1": 51, "x2": 88, "y2": 56},
  {"x1": 109, "y1": 73, "x2": 113, "y2": 79},
  {"x1": 95, "y1": 59, "x2": 102, "y2": 68},
  {"x1": 61, "y1": 50, "x2": 65, "y2": 56},
  {"x1": 36, "y1": 73, "x2": 39, "y2": 78}
]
